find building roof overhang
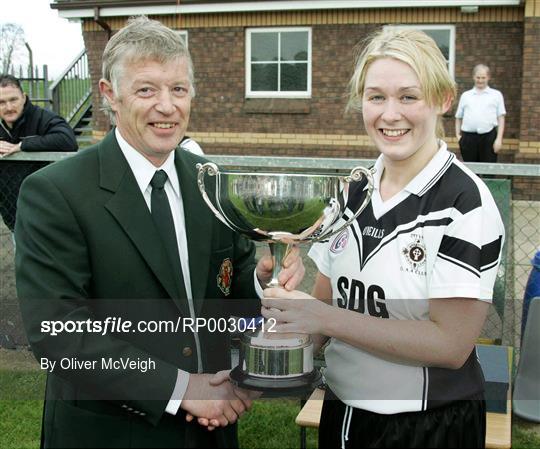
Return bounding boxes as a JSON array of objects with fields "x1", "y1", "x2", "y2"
[{"x1": 51, "y1": 0, "x2": 523, "y2": 19}]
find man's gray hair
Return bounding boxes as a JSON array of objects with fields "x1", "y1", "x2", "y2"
[
  {"x1": 472, "y1": 64, "x2": 490, "y2": 77},
  {"x1": 101, "y1": 15, "x2": 195, "y2": 122}
]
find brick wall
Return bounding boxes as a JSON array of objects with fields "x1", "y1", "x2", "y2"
[
  {"x1": 453, "y1": 22, "x2": 523, "y2": 141},
  {"x1": 520, "y1": 17, "x2": 540, "y2": 143},
  {"x1": 187, "y1": 23, "x2": 525, "y2": 157},
  {"x1": 83, "y1": 20, "x2": 526, "y2": 154},
  {"x1": 513, "y1": 16, "x2": 540, "y2": 200},
  {"x1": 81, "y1": 16, "x2": 537, "y2": 198},
  {"x1": 188, "y1": 24, "x2": 369, "y2": 154}
]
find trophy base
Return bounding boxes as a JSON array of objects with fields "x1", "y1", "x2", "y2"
[{"x1": 229, "y1": 366, "x2": 322, "y2": 397}]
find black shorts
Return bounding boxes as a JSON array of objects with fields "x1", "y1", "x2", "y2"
[{"x1": 319, "y1": 390, "x2": 486, "y2": 448}]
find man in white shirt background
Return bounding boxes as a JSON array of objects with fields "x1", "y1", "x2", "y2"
[{"x1": 455, "y1": 64, "x2": 506, "y2": 162}]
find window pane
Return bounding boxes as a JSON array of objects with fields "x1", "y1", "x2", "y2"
[
  {"x1": 251, "y1": 33, "x2": 278, "y2": 62},
  {"x1": 423, "y1": 29, "x2": 450, "y2": 60},
  {"x1": 252, "y1": 64, "x2": 278, "y2": 91},
  {"x1": 281, "y1": 32, "x2": 308, "y2": 61},
  {"x1": 280, "y1": 63, "x2": 307, "y2": 91}
]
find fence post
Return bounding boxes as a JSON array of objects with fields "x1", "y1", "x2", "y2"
[
  {"x1": 43, "y1": 65, "x2": 51, "y2": 111},
  {"x1": 27, "y1": 64, "x2": 34, "y2": 98},
  {"x1": 34, "y1": 65, "x2": 39, "y2": 104}
]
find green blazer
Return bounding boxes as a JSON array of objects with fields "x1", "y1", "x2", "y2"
[{"x1": 15, "y1": 132, "x2": 260, "y2": 448}]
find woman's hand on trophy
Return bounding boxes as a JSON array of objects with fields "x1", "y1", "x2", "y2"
[
  {"x1": 256, "y1": 245, "x2": 305, "y2": 291},
  {"x1": 261, "y1": 288, "x2": 329, "y2": 334}
]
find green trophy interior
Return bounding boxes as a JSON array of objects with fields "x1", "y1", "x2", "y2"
[{"x1": 227, "y1": 175, "x2": 329, "y2": 233}]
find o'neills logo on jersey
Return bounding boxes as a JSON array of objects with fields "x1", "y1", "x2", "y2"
[
  {"x1": 401, "y1": 234, "x2": 427, "y2": 275},
  {"x1": 362, "y1": 226, "x2": 385, "y2": 239},
  {"x1": 330, "y1": 229, "x2": 349, "y2": 253}
]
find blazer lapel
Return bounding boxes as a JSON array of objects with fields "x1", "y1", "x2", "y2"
[
  {"x1": 176, "y1": 151, "x2": 212, "y2": 315},
  {"x1": 98, "y1": 132, "x2": 190, "y2": 317}
]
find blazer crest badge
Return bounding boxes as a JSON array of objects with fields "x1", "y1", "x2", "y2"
[{"x1": 217, "y1": 258, "x2": 233, "y2": 296}]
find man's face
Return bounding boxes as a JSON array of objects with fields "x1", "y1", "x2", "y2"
[
  {"x1": 473, "y1": 68, "x2": 490, "y2": 90},
  {"x1": 0, "y1": 85, "x2": 25, "y2": 127},
  {"x1": 100, "y1": 57, "x2": 192, "y2": 167}
]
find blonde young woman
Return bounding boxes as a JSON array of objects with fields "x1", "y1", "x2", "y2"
[{"x1": 263, "y1": 29, "x2": 504, "y2": 448}]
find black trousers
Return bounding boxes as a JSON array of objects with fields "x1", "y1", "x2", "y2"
[
  {"x1": 319, "y1": 391, "x2": 486, "y2": 448},
  {"x1": 459, "y1": 128, "x2": 498, "y2": 163}
]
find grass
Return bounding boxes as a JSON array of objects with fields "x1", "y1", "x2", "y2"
[
  {"x1": 0, "y1": 400, "x2": 42, "y2": 449},
  {"x1": 239, "y1": 399, "x2": 318, "y2": 449},
  {"x1": 0, "y1": 350, "x2": 45, "y2": 449},
  {"x1": 0, "y1": 397, "x2": 318, "y2": 449},
  {"x1": 1, "y1": 349, "x2": 539, "y2": 449},
  {"x1": 5, "y1": 396, "x2": 539, "y2": 449},
  {"x1": 513, "y1": 417, "x2": 540, "y2": 449}
]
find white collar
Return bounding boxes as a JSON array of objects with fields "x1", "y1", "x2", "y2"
[
  {"x1": 473, "y1": 86, "x2": 491, "y2": 95},
  {"x1": 372, "y1": 141, "x2": 455, "y2": 197},
  {"x1": 115, "y1": 128, "x2": 180, "y2": 197}
]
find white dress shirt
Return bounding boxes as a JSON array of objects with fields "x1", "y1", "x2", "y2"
[
  {"x1": 116, "y1": 129, "x2": 199, "y2": 415},
  {"x1": 455, "y1": 86, "x2": 506, "y2": 134},
  {"x1": 116, "y1": 129, "x2": 265, "y2": 415}
]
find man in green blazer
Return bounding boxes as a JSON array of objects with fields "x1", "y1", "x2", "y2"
[{"x1": 15, "y1": 16, "x2": 304, "y2": 448}]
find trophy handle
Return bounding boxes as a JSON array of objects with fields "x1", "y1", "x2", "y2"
[
  {"x1": 196, "y1": 162, "x2": 236, "y2": 230},
  {"x1": 312, "y1": 166, "x2": 375, "y2": 242}
]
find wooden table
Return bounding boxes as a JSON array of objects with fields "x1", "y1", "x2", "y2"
[{"x1": 296, "y1": 347, "x2": 513, "y2": 449}]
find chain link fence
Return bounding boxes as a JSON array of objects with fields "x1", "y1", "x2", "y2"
[{"x1": 0, "y1": 154, "x2": 538, "y2": 366}]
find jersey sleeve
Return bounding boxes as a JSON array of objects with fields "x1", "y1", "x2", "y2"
[
  {"x1": 429, "y1": 185, "x2": 505, "y2": 301},
  {"x1": 308, "y1": 240, "x2": 332, "y2": 278}
]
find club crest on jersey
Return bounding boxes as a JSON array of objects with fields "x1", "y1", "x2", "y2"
[
  {"x1": 217, "y1": 258, "x2": 233, "y2": 296},
  {"x1": 330, "y1": 229, "x2": 349, "y2": 253},
  {"x1": 401, "y1": 235, "x2": 427, "y2": 275}
]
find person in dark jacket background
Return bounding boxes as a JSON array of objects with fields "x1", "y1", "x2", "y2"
[{"x1": 0, "y1": 74, "x2": 78, "y2": 232}]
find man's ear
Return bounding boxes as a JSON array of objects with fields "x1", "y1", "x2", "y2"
[{"x1": 99, "y1": 79, "x2": 117, "y2": 110}]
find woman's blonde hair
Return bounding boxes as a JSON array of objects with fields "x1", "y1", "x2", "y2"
[{"x1": 347, "y1": 28, "x2": 456, "y2": 137}]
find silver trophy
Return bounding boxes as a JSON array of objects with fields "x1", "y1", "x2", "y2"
[{"x1": 197, "y1": 162, "x2": 374, "y2": 395}]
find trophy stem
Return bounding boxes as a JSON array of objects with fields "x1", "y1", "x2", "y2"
[{"x1": 267, "y1": 242, "x2": 290, "y2": 288}]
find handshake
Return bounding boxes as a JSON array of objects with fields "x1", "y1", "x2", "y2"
[{"x1": 181, "y1": 370, "x2": 261, "y2": 431}]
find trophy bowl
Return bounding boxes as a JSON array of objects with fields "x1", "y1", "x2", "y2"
[{"x1": 197, "y1": 162, "x2": 374, "y2": 395}]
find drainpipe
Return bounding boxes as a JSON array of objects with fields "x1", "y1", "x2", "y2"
[
  {"x1": 93, "y1": 7, "x2": 112, "y2": 134},
  {"x1": 94, "y1": 7, "x2": 111, "y2": 39}
]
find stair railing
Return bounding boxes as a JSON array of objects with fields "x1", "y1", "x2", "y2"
[{"x1": 49, "y1": 50, "x2": 92, "y2": 128}]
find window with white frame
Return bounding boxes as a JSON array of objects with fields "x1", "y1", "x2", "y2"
[
  {"x1": 246, "y1": 27, "x2": 311, "y2": 98},
  {"x1": 384, "y1": 25, "x2": 455, "y2": 77}
]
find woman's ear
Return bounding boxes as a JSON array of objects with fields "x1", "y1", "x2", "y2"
[{"x1": 438, "y1": 94, "x2": 453, "y2": 115}]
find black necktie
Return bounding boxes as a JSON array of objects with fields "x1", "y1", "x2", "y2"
[{"x1": 150, "y1": 170, "x2": 186, "y2": 298}]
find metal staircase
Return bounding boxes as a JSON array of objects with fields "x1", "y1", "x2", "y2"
[
  {"x1": 72, "y1": 104, "x2": 93, "y2": 147},
  {"x1": 48, "y1": 50, "x2": 93, "y2": 147}
]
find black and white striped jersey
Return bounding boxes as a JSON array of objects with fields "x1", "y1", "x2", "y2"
[{"x1": 309, "y1": 142, "x2": 505, "y2": 414}]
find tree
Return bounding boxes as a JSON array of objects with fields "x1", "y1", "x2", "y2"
[{"x1": 0, "y1": 23, "x2": 27, "y2": 74}]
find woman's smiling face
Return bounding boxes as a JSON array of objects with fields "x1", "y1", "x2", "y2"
[{"x1": 362, "y1": 57, "x2": 445, "y2": 164}]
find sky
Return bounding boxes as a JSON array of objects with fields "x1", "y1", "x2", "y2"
[{"x1": 2, "y1": 0, "x2": 85, "y2": 79}]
